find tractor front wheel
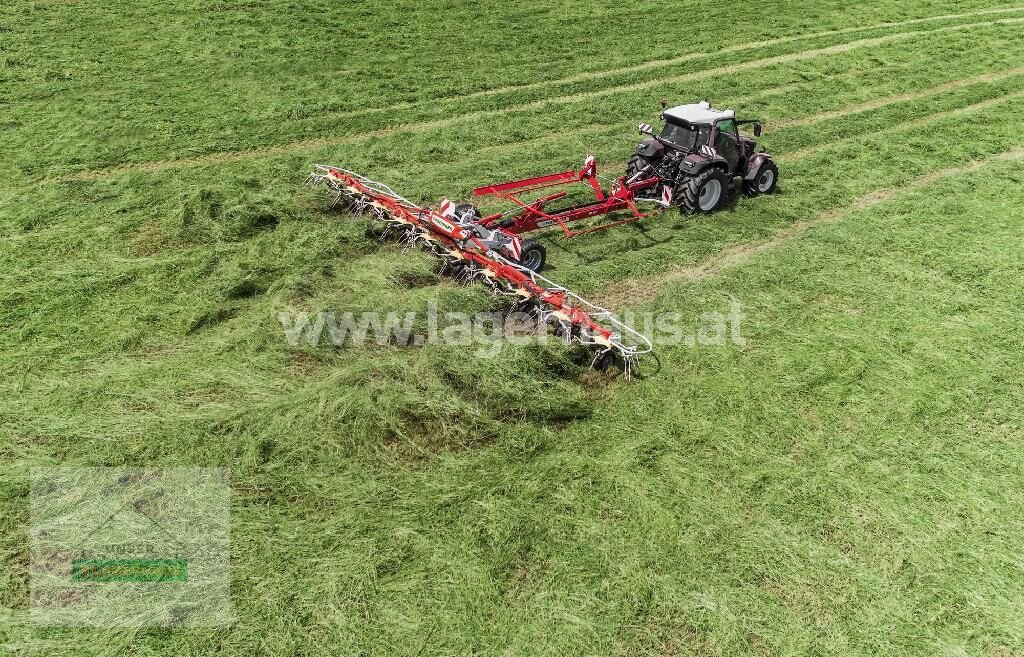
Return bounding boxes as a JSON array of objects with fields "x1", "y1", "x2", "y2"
[
  {"x1": 680, "y1": 168, "x2": 728, "y2": 214},
  {"x1": 743, "y1": 161, "x2": 779, "y2": 197},
  {"x1": 517, "y1": 239, "x2": 547, "y2": 272}
]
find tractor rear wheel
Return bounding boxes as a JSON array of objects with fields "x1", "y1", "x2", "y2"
[
  {"x1": 625, "y1": 154, "x2": 652, "y2": 180},
  {"x1": 743, "y1": 161, "x2": 779, "y2": 197},
  {"x1": 680, "y1": 168, "x2": 728, "y2": 214},
  {"x1": 517, "y1": 239, "x2": 546, "y2": 272}
]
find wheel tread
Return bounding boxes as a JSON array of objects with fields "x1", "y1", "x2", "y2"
[
  {"x1": 519, "y1": 238, "x2": 546, "y2": 272},
  {"x1": 679, "y1": 167, "x2": 728, "y2": 214},
  {"x1": 743, "y1": 160, "x2": 779, "y2": 197}
]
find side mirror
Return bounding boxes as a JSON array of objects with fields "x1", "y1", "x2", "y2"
[
  {"x1": 753, "y1": 122, "x2": 762, "y2": 137},
  {"x1": 638, "y1": 122, "x2": 654, "y2": 136}
]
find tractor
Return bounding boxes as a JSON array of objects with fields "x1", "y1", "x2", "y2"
[{"x1": 627, "y1": 100, "x2": 779, "y2": 213}]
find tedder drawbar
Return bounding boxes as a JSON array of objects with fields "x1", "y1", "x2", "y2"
[{"x1": 307, "y1": 101, "x2": 779, "y2": 376}]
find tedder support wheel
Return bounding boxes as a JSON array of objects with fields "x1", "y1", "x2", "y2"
[
  {"x1": 743, "y1": 161, "x2": 779, "y2": 197},
  {"x1": 680, "y1": 167, "x2": 729, "y2": 214},
  {"x1": 453, "y1": 203, "x2": 481, "y2": 221},
  {"x1": 518, "y1": 239, "x2": 546, "y2": 272}
]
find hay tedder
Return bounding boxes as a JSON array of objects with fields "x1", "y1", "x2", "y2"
[{"x1": 306, "y1": 165, "x2": 654, "y2": 377}]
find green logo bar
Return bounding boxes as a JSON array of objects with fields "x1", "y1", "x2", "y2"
[{"x1": 71, "y1": 559, "x2": 188, "y2": 582}]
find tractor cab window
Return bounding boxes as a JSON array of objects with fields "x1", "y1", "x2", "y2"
[
  {"x1": 715, "y1": 119, "x2": 737, "y2": 136},
  {"x1": 713, "y1": 119, "x2": 740, "y2": 169},
  {"x1": 660, "y1": 121, "x2": 712, "y2": 152}
]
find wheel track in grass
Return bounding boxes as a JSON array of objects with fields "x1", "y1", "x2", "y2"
[
  {"x1": 592, "y1": 148, "x2": 1024, "y2": 310},
  {"x1": 52, "y1": 16, "x2": 1024, "y2": 183},
  {"x1": 47, "y1": 67, "x2": 1024, "y2": 193},
  {"x1": 301, "y1": 7, "x2": 1024, "y2": 124},
  {"x1": 782, "y1": 87, "x2": 1024, "y2": 160},
  {"x1": 768, "y1": 66, "x2": 1024, "y2": 130}
]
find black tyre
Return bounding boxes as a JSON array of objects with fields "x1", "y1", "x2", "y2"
[
  {"x1": 517, "y1": 239, "x2": 546, "y2": 272},
  {"x1": 679, "y1": 167, "x2": 729, "y2": 214},
  {"x1": 453, "y1": 203, "x2": 481, "y2": 221},
  {"x1": 625, "y1": 153, "x2": 653, "y2": 180},
  {"x1": 590, "y1": 349, "x2": 620, "y2": 372},
  {"x1": 743, "y1": 160, "x2": 779, "y2": 197}
]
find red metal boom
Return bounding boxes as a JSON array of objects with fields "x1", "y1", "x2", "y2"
[{"x1": 472, "y1": 156, "x2": 664, "y2": 238}]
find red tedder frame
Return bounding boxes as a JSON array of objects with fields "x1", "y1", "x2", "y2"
[
  {"x1": 314, "y1": 167, "x2": 616, "y2": 347},
  {"x1": 306, "y1": 164, "x2": 655, "y2": 376},
  {"x1": 472, "y1": 157, "x2": 662, "y2": 238}
]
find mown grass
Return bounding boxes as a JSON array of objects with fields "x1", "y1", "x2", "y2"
[
  {"x1": 3, "y1": 3, "x2": 1022, "y2": 177},
  {"x1": 3, "y1": 0, "x2": 1024, "y2": 655}
]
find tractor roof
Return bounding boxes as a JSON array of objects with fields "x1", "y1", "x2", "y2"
[{"x1": 663, "y1": 101, "x2": 735, "y2": 125}]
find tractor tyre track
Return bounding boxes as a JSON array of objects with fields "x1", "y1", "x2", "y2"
[
  {"x1": 593, "y1": 149, "x2": 1024, "y2": 310},
  {"x1": 305, "y1": 7, "x2": 1024, "y2": 123},
  {"x1": 769, "y1": 66, "x2": 1024, "y2": 130},
  {"x1": 783, "y1": 87, "x2": 1024, "y2": 161},
  {"x1": 55, "y1": 16, "x2": 1024, "y2": 183}
]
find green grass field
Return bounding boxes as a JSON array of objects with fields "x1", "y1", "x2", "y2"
[{"x1": 4, "y1": 0, "x2": 1024, "y2": 654}]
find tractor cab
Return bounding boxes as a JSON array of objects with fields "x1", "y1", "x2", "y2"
[
  {"x1": 628, "y1": 100, "x2": 776, "y2": 213},
  {"x1": 661, "y1": 102, "x2": 745, "y2": 171}
]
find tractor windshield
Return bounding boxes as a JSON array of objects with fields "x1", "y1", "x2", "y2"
[{"x1": 660, "y1": 121, "x2": 711, "y2": 152}]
